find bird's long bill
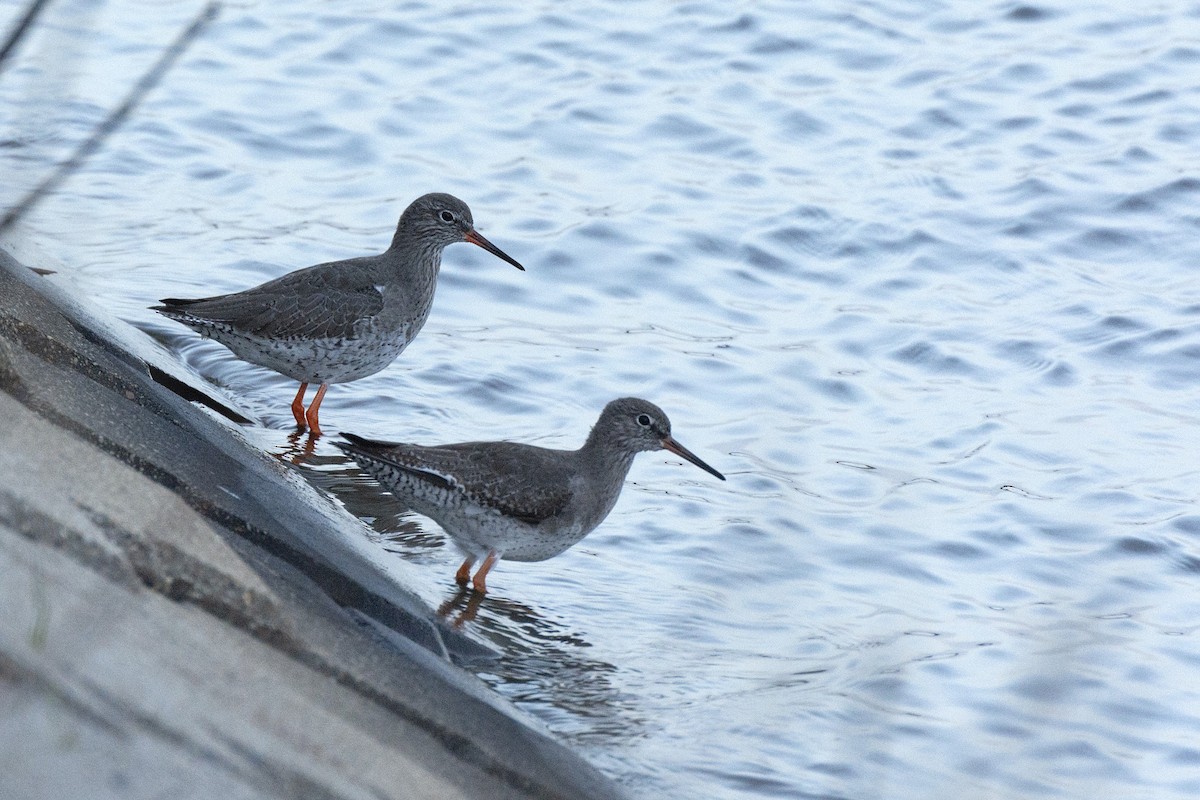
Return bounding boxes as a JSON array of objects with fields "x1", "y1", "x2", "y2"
[
  {"x1": 465, "y1": 229, "x2": 525, "y2": 271},
  {"x1": 662, "y1": 435, "x2": 726, "y2": 481}
]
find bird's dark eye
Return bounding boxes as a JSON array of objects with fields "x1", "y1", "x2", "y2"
[
  {"x1": 636, "y1": 413, "x2": 652, "y2": 427},
  {"x1": 439, "y1": 210, "x2": 455, "y2": 223}
]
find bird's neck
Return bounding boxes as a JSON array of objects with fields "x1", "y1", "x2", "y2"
[
  {"x1": 579, "y1": 428, "x2": 638, "y2": 485},
  {"x1": 384, "y1": 233, "x2": 444, "y2": 283},
  {"x1": 569, "y1": 437, "x2": 636, "y2": 530}
]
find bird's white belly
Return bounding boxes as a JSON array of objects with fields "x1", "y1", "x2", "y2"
[
  {"x1": 410, "y1": 496, "x2": 588, "y2": 563},
  {"x1": 214, "y1": 328, "x2": 411, "y2": 384}
]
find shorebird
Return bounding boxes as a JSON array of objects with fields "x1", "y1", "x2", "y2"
[
  {"x1": 337, "y1": 397, "x2": 725, "y2": 594},
  {"x1": 153, "y1": 193, "x2": 523, "y2": 435}
]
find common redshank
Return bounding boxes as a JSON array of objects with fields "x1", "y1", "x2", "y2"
[
  {"x1": 153, "y1": 193, "x2": 523, "y2": 435},
  {"x1": 336, "y1": 397, "x2": 726, "y2": 594}
]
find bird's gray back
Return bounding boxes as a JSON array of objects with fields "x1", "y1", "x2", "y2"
[
  {"x1": 374, "y1": 441, "x2": 578, "y2": 526},
  {"x1": 161, "y1": 255, "x2": 403, "y2": 340}
]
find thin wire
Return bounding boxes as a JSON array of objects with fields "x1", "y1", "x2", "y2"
[
  {"x1": 0, "y1": 2, "x2": 221, "y2": 237},
  {"x1": 0, "y1": 0, "x2": 53, "y2": 75}
]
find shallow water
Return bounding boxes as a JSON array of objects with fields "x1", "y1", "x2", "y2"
[{"x1": 5, "y1": 0, "x2": 1200, "y2": 797}]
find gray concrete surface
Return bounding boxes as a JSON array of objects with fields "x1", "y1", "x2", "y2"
[{"x1": 0, "y1": 248, "x2": 627, "y2": 800}]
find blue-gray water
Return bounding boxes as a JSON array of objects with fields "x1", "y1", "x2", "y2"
[{"x1": 5, "y1": 1, "x2": 1200, "y2": 797}]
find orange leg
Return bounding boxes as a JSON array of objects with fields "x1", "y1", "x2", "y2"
[
  {"x1": 471, "y1": 549, "x2": 500, "y2": 595},
  {"x1": 454, "y1": 557, "x2": 474, "y2": 586},
  {"x1": 290, "y1": 382, "x2": 309, "y2": 429},
  {"x1": 304, "y1": 383, "x2": 329, "y2": 436}
]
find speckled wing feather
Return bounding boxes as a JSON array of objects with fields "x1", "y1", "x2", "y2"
[
  {"x1": 156, "y1": 257, "x2": 387, "y2": 341},
  {"x1": 341, "y1": 435, "x2": 575, "y2": 525}
]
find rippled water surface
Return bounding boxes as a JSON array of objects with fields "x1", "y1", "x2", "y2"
[{"x1": 6, "y1": 0, "x2": 1200, "y2": 797}]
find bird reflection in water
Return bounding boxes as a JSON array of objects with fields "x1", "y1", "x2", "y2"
[
  {"x1": 279, "y1": 429, "x2": 318, "y2": 463},
  {"x1": 433, "y1": 585, "x2": 571, "y2": 630},
  {"x1": 433, "y1": 586, "x2": 645, "y2": 744},
  {"x1": 437, "y1": 584, "x2": 560, "y2": 628},
  {"x1": 437, "y1": 586, "x2": 486, "y2": 627}
]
